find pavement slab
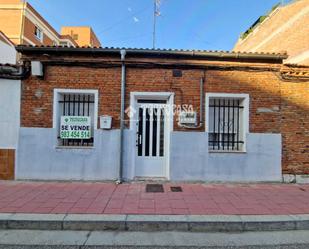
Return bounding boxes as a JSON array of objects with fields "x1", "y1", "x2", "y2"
[{"x1": 0, "y1": 181, "x2": 309, "y2": 216}]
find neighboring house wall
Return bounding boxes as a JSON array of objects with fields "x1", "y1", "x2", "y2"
[
  {"x1": 17, "y1": 51, "x2": 306, "y2": 182},
  {"x1": 0, "y1": 32, "x2": 16, "y2": 63},
  {"x1": 234, "y1": 0, "x2": 309, "y2": 65},
  {"x1": 0, "y1": 36, "x2": 20, "y2": 180}
]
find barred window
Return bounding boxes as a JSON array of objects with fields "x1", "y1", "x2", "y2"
[
  {"x1": 207, "y1": 94, "x2": 248, "y2": 152},
  {"x1": 55, "y1": 90, "x2": 97, "y2": 147}
]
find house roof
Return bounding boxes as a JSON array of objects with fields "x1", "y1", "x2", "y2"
[{"x1": 16, "y1": 45, "x2": 288, "y2": 61}]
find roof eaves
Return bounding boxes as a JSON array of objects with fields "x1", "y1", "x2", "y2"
[{"x1": 15, "y1": 45, "x2": 289, "y2": 61}]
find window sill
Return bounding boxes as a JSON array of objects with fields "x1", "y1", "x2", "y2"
[
  {"x1": 209, "y1": 150, "x2": 246, "y2": 154},
  {"x1": 34, "y1": 36, "x2": 43, "y2": 43},
  {"x1": 55, "y1": 146, "x2": 95, "y2": 150}
]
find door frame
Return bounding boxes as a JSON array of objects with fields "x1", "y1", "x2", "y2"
[{"x1": 129, "y1": 92, "x2": 174, "y2": 180}]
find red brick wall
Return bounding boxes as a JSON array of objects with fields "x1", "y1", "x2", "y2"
[
  {"x1": 280, "y1": 81, "x2": 309, "y2": 174},
  {"x1": 21, "y1": 66, "x2": 281, "y2": 133}
]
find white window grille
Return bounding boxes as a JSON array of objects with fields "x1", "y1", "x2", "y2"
[{"x1": 206, "y1": 94, "x2": 249, "y2": 152}]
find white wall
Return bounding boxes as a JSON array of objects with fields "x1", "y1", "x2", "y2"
[
  {"x1": 17, "y1": 128, "x2": 282, "y2": 182},
  {"x1": 0, "y1": 40, "x2": 16, "y2": 64},
  {"x1": 0, "y1": 79, "x2": 21, "y2": 149},
  {"x1": 170, "y1": 132, "x2": 282, "y2": 182},
  {"x1": 17, "y1": 128, "x2": 120, "y2": 180}
]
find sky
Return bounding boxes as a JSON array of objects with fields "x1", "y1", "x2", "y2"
[{"x1": 27, "y1": 0, "x2": 285, "y2": 51}]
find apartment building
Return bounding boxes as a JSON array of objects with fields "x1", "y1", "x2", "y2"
[
  {"x1": 61, "y1": 27, "x2": 101, "y2": 47},
  {"x1": 234, "y1": 0, "x2": 309, "y2": 65},
  {"x1": 0, "y1": 0, "x2": 101, "y2": 47}
]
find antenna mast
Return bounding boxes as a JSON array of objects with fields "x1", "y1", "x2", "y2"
[{"x1": 153, "y1": 0, "x2": 161, "y2": 49}]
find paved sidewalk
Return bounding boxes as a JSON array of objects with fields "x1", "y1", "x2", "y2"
[{"x1": 0, "y1": 181, "x2": 309, "y2": 215}]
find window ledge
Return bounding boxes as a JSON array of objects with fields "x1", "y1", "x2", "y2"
[
  {"x1": 209, "y1": 150, "x2": 246, "y2": 154},
  {"x1": 55, "y1": 146, "x2": 95, "y2": 150}
]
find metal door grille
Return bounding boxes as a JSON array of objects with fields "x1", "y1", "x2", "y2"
[
  {"x1": 137, "y1": 105, "x2": 165, "y2": 157},
  {"x1": 208, "y1": 98, "x2": 244, "y2": 151},
  {"x1": 58, "y1": 93, "x2": 94, "y2": 146}
]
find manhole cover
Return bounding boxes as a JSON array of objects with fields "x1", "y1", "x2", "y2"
[
  {"x1": 171, "y1": 186, "x2": 182, "y2": 192},
  {"x1": 146, "y1": 184, "x2": 164, "y2": 193}
]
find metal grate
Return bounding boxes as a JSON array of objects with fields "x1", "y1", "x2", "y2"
[
  {"x1": 146, "y1": 184, "x2": 164, "y2": 193},
  {"x1": 170, "y1": 186, "x2": 182, "y2": 192},
  {"x1": 209, "y1": 98, "x2": 244, "y2": 151},
  {"x1": 58, "y1": 93, "x2": 95, "y2": 147}
]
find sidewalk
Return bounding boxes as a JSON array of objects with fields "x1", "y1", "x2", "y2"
[{"x1": 0, "y1": 181, "x2": 309, "y2": 215}]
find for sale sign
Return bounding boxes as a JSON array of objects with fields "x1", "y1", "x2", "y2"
[{"x1": 60, "y1": 116, "x2": 91, "y2": 139}]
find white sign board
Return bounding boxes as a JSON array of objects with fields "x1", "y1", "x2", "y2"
[{"x1": 60, "y1": 116, "x2": 91, "y2": 139}]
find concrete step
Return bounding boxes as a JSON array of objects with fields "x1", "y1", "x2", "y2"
[
  {"x1": 1, "y1": 213, "x2": 309, "y2": 233},
  {"x1": 1, "y1": 229, "x2": 309, "y2": 248}
]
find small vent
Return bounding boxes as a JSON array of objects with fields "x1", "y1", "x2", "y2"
[
  {"x1": 170, "y1": 186, "x2": 182, "y2": 192},
  {"x1": 172, "y1": 69, "x2": 182, "y2": 77},
  {"x1": 146, "y1": 184, "x2": 164, "y2": 193}
]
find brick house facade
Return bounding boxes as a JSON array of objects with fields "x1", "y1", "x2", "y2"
[{"x1": 15, "y1": 46, "x2": 309, "y2": 182}]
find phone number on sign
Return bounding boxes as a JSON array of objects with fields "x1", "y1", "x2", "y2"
[{"x1": 60, "y1": 131, "x2": 91, "y2": 139}]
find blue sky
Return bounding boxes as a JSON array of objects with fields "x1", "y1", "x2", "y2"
[{"x1": 28, "y1": 0, "x2": 284, "y2": 50}]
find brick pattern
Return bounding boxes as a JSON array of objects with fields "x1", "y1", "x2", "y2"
[
  {"x1": 280, "y1": 81, "x2": 309, "y2": 174},
  {"x1": 234, "y1": 0, "x2": 309, "y2": 65},
  {"x1": 0, "y1": 182, "x2": 309, "y2": 215},
  {"x1": 0, "y1": 149, "x2": 15, "y2": 180},
  {"x1": 21, "y1": 66, "x2": 282, "y2": 134}
]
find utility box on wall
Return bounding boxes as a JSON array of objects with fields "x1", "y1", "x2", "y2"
[
  {"x1": 31, "y1": 61, "x2": 43, "y2": 76},
  {"x1": 100, "y1": 115, "x2": 112, "y2": 130}
]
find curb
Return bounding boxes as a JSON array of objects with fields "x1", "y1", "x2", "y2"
[{"x1": 0, "y1": 213, "x2": 309, "y2": 232}]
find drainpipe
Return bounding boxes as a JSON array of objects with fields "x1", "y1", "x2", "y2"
[
  {"x1": 199, "y1": 76, "x2": 204, "y2": 126},
  {"x1": 116, "y1": 49, "x2": 126, "y2": 184}
]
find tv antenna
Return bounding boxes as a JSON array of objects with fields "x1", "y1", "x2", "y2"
[{"x1": 153, "y1": 0, "x2": 161, "y2": 49}]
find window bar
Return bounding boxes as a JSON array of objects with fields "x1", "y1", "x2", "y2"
[
  {"x1": 78, "y1": 95, "x2": 80, "y2": 116},
  {"x1": 222, "y1": 99, "x2": 225, "y2": 150},
  {"x1": 87, "y1": 95, "x2": 90, "y2": 116},
  {"x1": 213, "y1": 99, "x2": 216, "y2": 150},
  {"x1": 68, "y1": 95, "x2": 71, "y2": 115},
  {"x1": 62, "y1": 95, "x2": 66, "y2": 146},
  {"x1": 72, "y1": 95, "x2": 75, "y2": 146},
  {"x1": 227, "y1": 99, "x2": 230, "y2": 150},
  {"x1": 237, "y1": 99, "x2": 240, "y2": 150},
  {"x1": 87, "y1": 95, "x2": 93, "y2": 146},
  {"x1": 68, "y1": 95, "x2": 71, "y2": 146},
  {"x1": 218, "y1": 99, "x2": 221, "y2": 150},
  {"x1": 83, "y1": 95, "x2": 85, "y2": 116},
  {"x1": 232, "y1": 99, "x2": 235, "y2": 150}
]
